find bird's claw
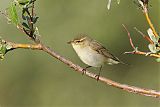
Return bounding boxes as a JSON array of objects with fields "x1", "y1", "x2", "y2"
[
  {"x1": 95, "y1": 74, "x2": 100, "y2": 81},
  {"x1": 82, "y1": 68, "x2": 86, "y2": 75}
]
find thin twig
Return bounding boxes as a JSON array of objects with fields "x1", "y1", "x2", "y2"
[
  {"x1": 124, "y1": 51, "x2": 160, "y2": 58},
  {"x1": 134, "y1": 27, "x2": 153, "y2": 44},
  {"x1": 122, "y1": 24, "x2": 136, "y2": 50},
  {"x1": 143, "y1": 6, "x2": 159, "y2": 37},
  {"x1": 30, "y1": 2, "x2": 34, "y2": 37}
]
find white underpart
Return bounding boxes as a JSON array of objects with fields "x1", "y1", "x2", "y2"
[
  {"x1": 72, "y1": 44, "x2": 118, "y2": 67},
  {"x1": 107, "y1": 58, "x2": 119, "y2": 65}
]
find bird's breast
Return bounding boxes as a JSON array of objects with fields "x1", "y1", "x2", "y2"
[{"x1": 72, "y1": 44, "x2": 106, "y2": 67}]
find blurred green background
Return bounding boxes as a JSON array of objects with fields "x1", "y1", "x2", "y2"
[{"x1": 0, "y1": 0, "x2": 160, "y2": 107}]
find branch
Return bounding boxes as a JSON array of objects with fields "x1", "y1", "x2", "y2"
[
  {"x1": 134, "y1": 27, "x2": 154, "y2": 44},
  {"x1": 122, "y1": 24, "x2": 136, "y2": 50},
  {"x1": 125, "y1": 51, "x2": 160, "y2": 58},
  {"x1": 8, "y1": 42, "x2": 41, "y2": 49},
  {"x1": 143, "y1": 8, "x2": 159, "y2": 37},
  {"x1": 3, "y1": 40, "x2": 160, "y2": 98},
  {"x1": 1, "y1": 0, "x2": 160, "y2": 99},
  {"x1": 122, "y1": 24, "x2": 160, "y2": 58},
  {"x1": 138, "y1": 0, "x2": 159, "y2": 37}
]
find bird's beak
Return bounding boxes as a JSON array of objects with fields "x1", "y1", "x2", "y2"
[{"x1": 67, "y1": 40, "x2": 73, "y2": 44}]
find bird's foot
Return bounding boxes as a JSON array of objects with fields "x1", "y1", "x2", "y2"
[
  {"x1": 82, "y1": 66, "x2": 92, "y2": 75},
  {"x1": 95, "y1": 74, "x2": 100, "y2": 81},
  {"x1": 82, "y1": 69, "x2": 87, "y2": 75}
]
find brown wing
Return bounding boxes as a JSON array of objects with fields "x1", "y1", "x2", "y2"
[{"x1": 89, "y1": 39, "x2": 120, "y2": 62}]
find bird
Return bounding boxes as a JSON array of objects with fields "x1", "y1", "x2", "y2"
[{"x1": 68, "y1": 34, "x2": 124, "y2": 79}]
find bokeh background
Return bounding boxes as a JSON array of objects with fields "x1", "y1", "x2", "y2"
[{"x1": 0, "y1": 0, "x2": 160, "y2": 107}]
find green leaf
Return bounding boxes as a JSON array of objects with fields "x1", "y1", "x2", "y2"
[
  {"x1": 22, "y1": 22, "x2": 30, "y2": 29},
  {"x1": 17, "y1": 0, "x2": 30, "y2": 5},
  {"x1": 117, "y1": 0, "x2": 120, "y2": 4},
  {"x1": 16, "y1": 0, "x2": 36, "y2": 7},
  {"x1": 107, "y1": 0, "x2": 112, "y2": 10},
  {"x1": 148, "y1": 44, "x2": 160, "y2": 53},
  {"x1": 8, "y1": 2, "x2": 19, "y2": 25},
  {"x1": 147, "y1": 28, "x2": 159, "y2": 44},
  {"x1": 34, "y1": 27, "x2": 40, "y2": 36},
  {"x1": 156, "y1": 58, "x2": 160, "y2": 62},
  {"x1": 0, "y1": 38, "x2": 13, "y2": 60},
  {"x1": 33, "y1": 16, "x2": 39, "y2": 24},
  {"x1": 0, "y1": 43, "x2": 7, "y2": 60}
]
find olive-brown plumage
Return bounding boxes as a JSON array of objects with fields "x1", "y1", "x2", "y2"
[{"x1": 68, "y1": 35, "x2": 122, "y2": 67}]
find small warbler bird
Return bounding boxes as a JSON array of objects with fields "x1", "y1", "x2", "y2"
[{"x1": 68, "y1": 35, "x2": 124, "y2": 79}]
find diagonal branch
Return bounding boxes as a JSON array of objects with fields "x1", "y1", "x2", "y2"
[
  {"x1": 4, "y1": 40, "x2": 160, "y2": 98},
  {"x1": 122, "y1": 24, "x2": 136, "y2": 50},
  {"x1": 138, "y1": 1, "x2": 159, "y2": 38},
  {"x1": 134, "y1": 27, "x2": 154, "y2": 44},
  {"x1": 144, "y1": 10, "x2": 159, "y2": 37}
]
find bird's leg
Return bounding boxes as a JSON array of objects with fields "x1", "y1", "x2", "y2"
[
  {"x1": 82, "y1": 66, "x2": 92, "y2": 75},
  {"x1": 95, "y1": 66, "x2": 102, "y2": 81}
]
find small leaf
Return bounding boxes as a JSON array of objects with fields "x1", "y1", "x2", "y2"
[
  {"x1": 26, "y1": 15, "x2": 30, "y2": 22},
  {"x1": 0, "y1": 38, "x2": 13, "y2": 60},
  {"x1": 8, "y1": 2, "x2": 19, "y2": 25},
  {"x1": 22, "y1": 8, "x2": 28, "y2": 20},
  {"x1": 107, "y1": 0, "x2": 112, "y2": 10},
  {"x1": 22, "y1": 22, "x2": 30, "y2": 29},
  {"x1": 22, "y1": 13, "x2": 26, "y2": 20},
  {"x1": 28, "y1": 0, "x2": 36, "y2": 5},
  {"x1": 18, "y1": 0, "x2": 30, "y2": 5},
  {"x1": 33, "y1": 16, "x2": 39, "y2": 24},
  {"x1": 138, "y1": 0, "x2": 144, "y2": 7},
  {"x1": 34, "y1": 27, "x2": 40, "y2": 36},
  {"x1": 107, "y1": 0, "x2": 120, "y2": 10},
  {"x1": 156, "y1": 58, "x2": 160, "y2": 62},
  {"x1": 147, "y1": 28, "x2": 158, "y2": 43},
  {"x1": 140, "y1": 0, "x2": 149, "y2": 5},
  {"x1": 0, "y1": 44, "x2": 7, "y2": 60},
  {"x1": 6, "y1": 44, "x2": 12, "y2": 50},
  {"x1": 117, "y1": 0, "x2": 120, "y2": 4},
  {"x1": 148, "y1": 44, "x2": 160, "y2": 53},
  {"x1": 0, "y1": 45, "x2": 7, "y2": 55}
]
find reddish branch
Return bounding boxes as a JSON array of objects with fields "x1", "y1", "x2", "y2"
[
  {"x1": 122, "y1": 24, "x2": 136, "y2": 50},
  {"x1": 134, "y1": 27, "x2": 154, "y2": 44},
  {"x1": 122, "y1": 24, "x2": 160, "y2": 58},
  {"x1": 4, "y1": 41, "x2": 160, "y2": 98}
]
